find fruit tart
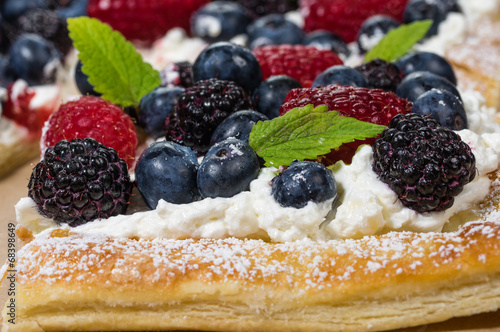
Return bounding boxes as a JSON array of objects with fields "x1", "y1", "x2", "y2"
[{"x1": 3, "y1": 1, "x2": 500, "y2": 331}]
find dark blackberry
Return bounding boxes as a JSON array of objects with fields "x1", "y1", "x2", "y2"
[
  {"x1": 372, "y1": 113, "x2": 476, "y2": 213},
  {"x1": 159, "y1": 61, "x2": 194, "y2": 88},
  {"x1": 229, "y1": 0, "x2": 298, "y2": 18},
  {"x1": 165, "y1": 78, "x2": 253, "y2": 155},
  {"x1": 355, "y1": 58, "x2": 404, "y2": 92},
  {"x1": 11, "y1": 9, "x2": 72, "y2": 56},
  {"x1": 28, "y1": 138, "x2": 133, "y2": 227}
]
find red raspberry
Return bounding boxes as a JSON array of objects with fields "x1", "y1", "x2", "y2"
[
  {"x1": 88, "y1": 0, "x2": 209, "y2": 45},
  {"x1": 253, "y1": 45, "x2": 343, "y2": 88},
  {"x1": 2, "y1": 80, "x2": 60, "y2": 140},
  {"x1": 300, "y1": 0, "x2": 409, "y2": 43},
  {"x1": 280, "y1": 84, "x2": 412, "y2": 164},
  {"x1": 41, "y1": 96, "x2": 138, "y2": 169}
]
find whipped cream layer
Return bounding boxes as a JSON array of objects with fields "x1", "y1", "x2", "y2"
[
  {"x1": 16, "y1": 90, "x2": 500, "y2": 242},
  {"x1": 139, "y1": 28, "x2": 208, "y2": 70}
]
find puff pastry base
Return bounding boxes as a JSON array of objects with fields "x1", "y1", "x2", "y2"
[
  {"x1": 0, "y1": 140, "x2": 39, "y2": 179},
  {"x1": 2, "y1": 170, "x2": 500, "y2": 332}
]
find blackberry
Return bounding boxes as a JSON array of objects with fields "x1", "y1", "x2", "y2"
[
  {"x1": 355, "y1": 58, "x2": 404, "y2": 92},
  {"x1": 159, "y1": 61, "x2": 194, "y2": 88},
  {"x1": 12, "y1": 9, "x2": 72, "y2": 56},
  {"x1": 28, "y1": 138, "x2": 133, "y2": 227},
  {"x1": 165, "y1": 78, "x2": 253, "y2": 155},
  {"x1": 372, "y1": 113, "x2": 476, "y2": 213}
]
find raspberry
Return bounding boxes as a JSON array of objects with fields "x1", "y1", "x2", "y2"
[
  {"x1": 280, "y1": 84, "x2": 412, "y2": 164},
  {"x1": 41, "y1": 96, "x2": 138, "y2": 168},
  {"x1": 2, "y1": 80, "x2": 60, "y2": 139},
  {"x1": 354, "y1": 58, "x2": 405, "y2": 92},
  {"x1": 165, "y1": 78, "x2": 253, "y2": 155},
  {"x1": 88, "y1": 0, "x2": 209, "y2": 45},
  {"x1": 300, "y1": 0, "x2": 409, "y2": 43},
  {"x1": 28, "y1": 138, "x2": 133, "y2": 226},
  {"x1": 253, "y1": 45, "x2": 343, "y2": 88},
  {"x1": 372, "y1": 113, "x2": 476, "y2": 213}
]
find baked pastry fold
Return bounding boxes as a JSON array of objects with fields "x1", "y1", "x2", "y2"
[{"x1": 2, "y1": 170, "x2": 500, "y2": 332}]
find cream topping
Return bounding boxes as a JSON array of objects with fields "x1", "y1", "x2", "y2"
[
  {"x1": 139, "y1": 28, "x2": 208, "y2": 70},
  {"x1": 16, "y1": 126, "x2": 500, "y2": 243}
]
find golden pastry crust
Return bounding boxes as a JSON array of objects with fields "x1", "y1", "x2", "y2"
[
  {"x1": 447, "y1": 13, "x2": 500, "y2": 109},
  {"x1": 2, "y1": 171, "x2": 500, "y2": 332}
]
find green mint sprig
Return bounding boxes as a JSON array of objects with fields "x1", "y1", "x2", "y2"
[
  {"x1": 67, "y1": 17, "x2": 161, "y2": 108},
  {"x1": 364, "y1": 20, "x2": 433, "y2": 63},
  {"x1": 248, "y1": 104, "x2": 386, "y2": 168}
]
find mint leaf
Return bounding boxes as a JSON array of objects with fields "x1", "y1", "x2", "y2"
[
  {"x1": 67, "y1": 17, "x2": 161, "y2": 108},
  {"x1": 248, "y1": 104, "x2": 386, "y2": 167},
  {"x1": 364, "y1": 20, "x2": 433, "y2": 63}
]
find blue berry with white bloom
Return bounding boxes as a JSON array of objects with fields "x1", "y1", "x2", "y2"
[
  {"x1": 412, "y1": 89, "x2": 467, "y2": 130},
  {"x1": 357, "y1": 15, "x2": 400, "y2": 53},
  {"x1": 136, "y1": 141, "x2": 200, "y2": 207},
  {"x1": 272, "y1": 161, "x2": 337, "y2": 209},
  {"x1": 139, "y1": 86, "x2": 185, "y2": 138},
  {"x1": 7, "y1": 33, "x2": 60, "y2": 86},
  {"x1": 197, "y1": 138, "x2": 260, "y2": 198},
  {"x1": 247, "y1": 13, "x2": 305, "y2": 49},
  {"x1": 403, "y1": 0, "x2": 447, "y2": 37},
  {"x1": 74, "y1": 59, "x2": 101, "y2": 97},
  {"x1": 211, "y1": 110, "x2": 268, "y2": 145},
  {"x1": 252, "y1": 75, "x2": 301, "y2": 119},
  {"x1": 193, "y1": 41, "x2": 263, "y2": 93},
  {"x1": 1, "y1": 0, "x2": 48, "y2": 22},
  {"x1": 303, "y1": 30, "x2": 350, "y2": 58},
  {"x1": 190, "y1": 1, "x2": 252, "y2": 43},
  {"x1": 395, "y1": 51, "x2": 457, "y2": 85},
  {"x1": 395, "y1": 71, "x2": 461, "y2": 102},
  {"x1": 56, "y1": 0, "x2": 88, "y2": 19},
  {"x1": 312, "y1": 65, "x2": 367, "y2": 88}
]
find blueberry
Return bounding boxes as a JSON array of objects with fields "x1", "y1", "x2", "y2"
[
  {"x1": 74, "y1": 59, "x2": 101, "y2": 97},
  {"x1": 1, "y1": 0, "x2": 49, "y2": 22},
  {"x1": 7, "y1": 33, "x2": 60, "y2": 86},
  {"x1": 190, "y1": 1, "x2": 252, "y2": 44},
  {"x1": 303, "y1": 30, "x2": 350, "y2": 58},
  {"x1": 272, "y1": 161, "x2": 337, "y2": 209},
  {"x1": 211, "y1": 110, "x2": 268, "y2": 145},
  {"x1": 136, "y1": 141, "x2": 200, "y2": 207},
  {"x1": 139, "y1": 86, "x2": 185, "y2": 138},
  {"x1": 412, "y1": 89, "x2": 467, "y2": 130},
  {"x1": 252, "y1": 75, "x2": 301, "y2": 119},
  {"x1": 440, "y1": 0, "x2": 461, "y2": 12},
  {"x1": 54, "y1": 0, "x2": 88, "y2": 19},
  {"x1": 246, "y1": 13, "x2": 305, "y2": 49},
  {"x1": 0, "y1": 13, "x2": 10, "y2": 53},
  {"x1": 312, "y1": 65, "x2": 367, "y2": 88},
  {"x1": 395, "y1": 71, "x2": 461, "y2": 102},
  {"x1": 396, "y1": 51, "x2": 457, "y2": 85},
  {"x1": 403, "y1": 0, "x2": 447, "y2": 37},
  {"x1": 0, "y1": 54, "x2": 14, "y2": 88},
  {"x1": 193, "y1": 41, "x2": 263, "y2": 93},
  {"x1": 197, "y1": 138, "x2": 260, "y2": 198},
  {"x1": 357, "y1": 15, "x2": 400, "y2": 53}
]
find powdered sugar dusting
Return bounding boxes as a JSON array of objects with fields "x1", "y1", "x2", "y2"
[{"x1": 16, "y1": 219, "x2": 500, "y2": 290}]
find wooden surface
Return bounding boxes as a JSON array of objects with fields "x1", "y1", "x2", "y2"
[{"x1": 0, "y1": 158, "x2": 499, "y2": 331}]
